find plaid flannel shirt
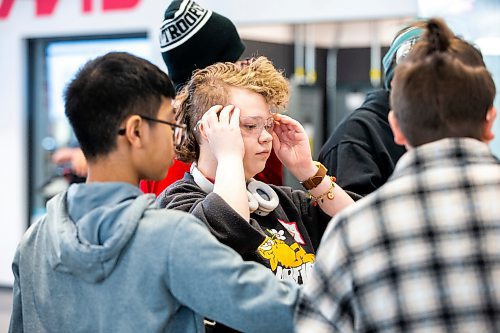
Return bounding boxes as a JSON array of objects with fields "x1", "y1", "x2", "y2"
[{"x1": 296, "y1": 138, "x2": 500, "y2": 332}]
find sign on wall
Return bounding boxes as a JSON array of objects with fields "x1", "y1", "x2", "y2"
[{"x1": 0, "y1": 0, "x2": 141, "y2": 19}]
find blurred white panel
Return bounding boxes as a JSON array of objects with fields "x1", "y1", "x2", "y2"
[{"x1": 199, "y1": 0, "x2": 418, "y2": 24}]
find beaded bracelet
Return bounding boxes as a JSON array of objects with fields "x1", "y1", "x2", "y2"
[{"x1": 307, "y1": 176, "x2": 337, "y2": 207}]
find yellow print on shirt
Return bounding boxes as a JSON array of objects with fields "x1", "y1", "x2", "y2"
[{"x1": 258, "y1": 229, "x2": 315, "y2": 284}]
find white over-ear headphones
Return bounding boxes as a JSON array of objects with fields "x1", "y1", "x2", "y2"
[{"x1": 190, "y1": 163, "x2": 279, "y2": 216}]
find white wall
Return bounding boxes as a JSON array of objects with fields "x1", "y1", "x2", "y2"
[
  {"x1": 0, "y1": 0, "x2": 417, "y2": 286},
  {"x1": 200, "y1": 0, "x2": 418, "y2": 24}
]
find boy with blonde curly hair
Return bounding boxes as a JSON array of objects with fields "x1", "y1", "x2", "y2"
[{"x1": 157, "y1": 56, "x2": 353, "y2": 302}]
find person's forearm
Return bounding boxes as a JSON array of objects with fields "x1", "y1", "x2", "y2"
[
  {"x1": 294, "y1": 161, "x2": 354, "y2": 217},
  {"x1": 308, "y1": 176, "x2": 354, "y2": 217},
  {"x1": 213, "y1": 156, "x2": 250, "y2": 221}
]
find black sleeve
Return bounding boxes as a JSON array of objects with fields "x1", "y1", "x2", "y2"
[
  {"x1": 333, "y1": 141, "x2": 384, "y2": 197},
  {"x1": 157, "y1": 180, "x2": 266, "y2": 254},
  {"x1": 319, "y1": 117, "x2": 384, "y2": 198},
  {"x1": 308, "y1": 206, "x2": 332, "y2": 251}
]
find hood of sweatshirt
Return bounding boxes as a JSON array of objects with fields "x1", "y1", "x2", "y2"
[
  {"x1": 362, "y1": 89, "x2": 390, "y2": 118},
  {"x1": 46, "y1": 182, "x2": 156, "y2": 283}
]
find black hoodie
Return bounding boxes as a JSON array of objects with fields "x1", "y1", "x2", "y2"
[{"x1": 318, "y1": 89, "x2": 406, "y2": 199}]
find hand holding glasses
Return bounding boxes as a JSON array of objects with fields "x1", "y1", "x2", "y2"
[{"x1": 271, "y1": 114, "x2": 314, "y2": 174}]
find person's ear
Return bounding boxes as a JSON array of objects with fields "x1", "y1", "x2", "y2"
[
  {"x1": 121, "y1": 115, "x2": 144, "y2": 148},
  {"x1": 195, "y1": 121, "x2": 209, "y2": 144},
  {"x1": 388, "y1": 110, "x2": 409, "y2": 147},
  {"x1": 481, "y1": 106, "x2": 496, "y2": 143}
]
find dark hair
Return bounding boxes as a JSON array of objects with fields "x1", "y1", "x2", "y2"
[
  {"x1": 64, "y1": 52, "x2": 176, "y2": 160},
  {"x1": 407, "y1": 19, "x2": 486, "y2": 67},
  {"x1": 390, "y1": 18, "x2": 496, "y2": 147}
]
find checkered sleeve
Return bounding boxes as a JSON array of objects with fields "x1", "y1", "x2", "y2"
[
  {"x1": 295, "y1": 217, "x2": 355, "y2": 333},
  {"x1": 295, "y1": 291, "x2": 334, "y2": 333}
]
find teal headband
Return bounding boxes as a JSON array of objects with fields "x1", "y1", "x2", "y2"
[{"x1": 382, "y1": 26, "x2": 424, "y2": 90}]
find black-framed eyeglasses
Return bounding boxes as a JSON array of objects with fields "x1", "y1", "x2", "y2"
[{"x1": 118, "y1": 115, "x2": 187, "y2": 146}]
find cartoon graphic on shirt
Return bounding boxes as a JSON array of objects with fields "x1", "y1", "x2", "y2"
[
  {"x1": 277, "y1": 219, "x2": 306, "y2": 245},
  {"x1": 258, "y1": 228, "x2": 315, "y2": 284}
]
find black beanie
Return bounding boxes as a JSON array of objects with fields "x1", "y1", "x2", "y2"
[{"x1": 159, "y1": 0, "x2": 245, "y2": 90}]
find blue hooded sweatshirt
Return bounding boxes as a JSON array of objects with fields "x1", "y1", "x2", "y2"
[{"x1": 9, "y1": 182, "x2": 298, "y2": 333}]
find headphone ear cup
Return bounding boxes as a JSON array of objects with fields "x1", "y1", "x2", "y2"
[
  {"x1": 247, "y1": 191, "x2": 259, "y2": 213},
  {"x1": 247, "y1": 179, "x2": 279, "y2": 216},
  {"x1": 191, "y1": 164, "x2": 280, "y2": 216}
]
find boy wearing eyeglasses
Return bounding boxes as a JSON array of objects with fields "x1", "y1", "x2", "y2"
[
  {"x1": 9, "y1": 52, "x2": 300, "y2": 333},
  {"x1": 157, "y1": 56, "x2": 354, "y2": 331}
]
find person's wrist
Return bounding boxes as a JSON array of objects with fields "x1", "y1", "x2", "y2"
[
  {"x1": 298, "y1": 161, "x2": 327, "y2": 190},
  {"x1": 217, "y1": 154, "x2": 244, "y2": 166}
]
